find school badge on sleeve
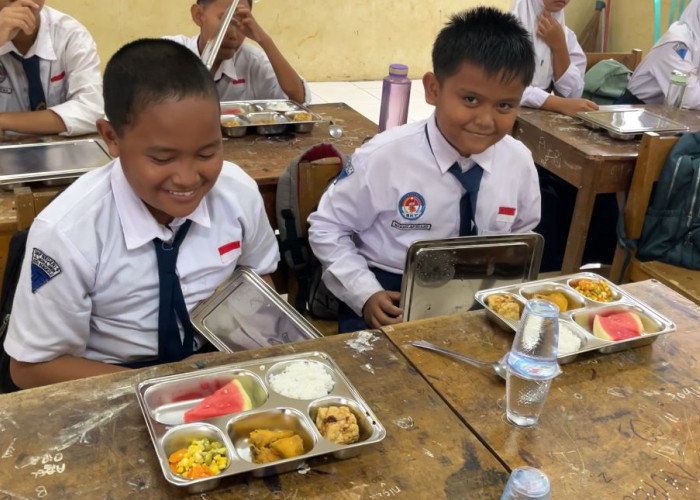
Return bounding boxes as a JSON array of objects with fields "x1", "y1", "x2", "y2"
[{"x1": 31, "y1": 249, "x2": 62, "y2": 293}]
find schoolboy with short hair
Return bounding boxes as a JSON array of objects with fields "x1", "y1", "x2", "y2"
[
  {"x1": 0, "y1": 0, "x2": 103, "y2": 136},
  {"x1": 308, "y1": 7, "x2": 541, "y2": 333},
  {"x1": 4, "y1": 39, "x2": 279, "y2": 389},
  {"x1": 165, "y1": 0, "x2": 309, "y2": 104}
]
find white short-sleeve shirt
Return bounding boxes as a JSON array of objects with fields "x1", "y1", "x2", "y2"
[
  {"x1": 164, "y1": 34, "x2": 310, "y2": 104},
  {"x1": 0, "y1": 6, "x2": 103, "y2": 136},
  {"x1": 4, "y1": 160, "x2": 279, "y2": 365},
  {"x1": 307, "y1": 114, "x2": 541, "y2": 314}
]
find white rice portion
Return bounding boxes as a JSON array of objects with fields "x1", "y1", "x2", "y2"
[
  {"x1": 558, "y1": 323, "x2": 583, "y2": 355},
  {"x1": 268, "y1": 361, "x2": 335, "y2": 399}
]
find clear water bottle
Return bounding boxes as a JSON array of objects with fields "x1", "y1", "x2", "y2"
[
  {"x1": 501, "y1": 467, "x2": 551, "y2": 500},
  {"x1": 665, "y1": 70, "x2": 688, "y2": 111},
  {"x1": 378, "y1": 63, "x2": 411, "y2": 133}
]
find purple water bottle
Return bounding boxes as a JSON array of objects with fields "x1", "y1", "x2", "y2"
[{"x1": 378, "y1": 63, "x2": 411, "y2": 133}]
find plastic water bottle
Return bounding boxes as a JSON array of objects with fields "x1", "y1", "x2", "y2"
[
  {"x1": 665, "y1": 70, "x2": 688, "y2": 111},
  {"x1": 378, "y1": 64, "x2": 411, "y2": 133},
  {"x1": 501, "y1": 467, "x2": 551, "y2": 500}
]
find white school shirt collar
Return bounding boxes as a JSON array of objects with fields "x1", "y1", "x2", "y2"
[
  {"x1": 0, "y1": 8, "x2": 56, "y2": 61},
  {"x1": 425, "y1": 113, "x2": 494, "y2": 175},
  {"x1": 110, "y1": 159, "x2": 211, "y2": 250}
]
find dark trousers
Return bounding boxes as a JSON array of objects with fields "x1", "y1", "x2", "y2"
[
  {"x1": 338, "y1": 267, "x2": 402, "y2": 333},
  {"x1": 534, "y1": 167, "x2": 618, "y2": 272},
  {"x1": 615, "y1": 89, "x2": 644, "y2": 105},
  {"x1": 117, "y1": 339, "x2": 217, "y2": 369}
]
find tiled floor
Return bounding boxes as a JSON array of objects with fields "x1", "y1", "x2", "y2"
[{"x1": 308, "y1": 80, "x2": 434, "y2": 125}]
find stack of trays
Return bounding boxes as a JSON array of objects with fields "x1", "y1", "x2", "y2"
[
  {"x1": 474, "y1": 272, "x2": 676, "y2": 363},
  {"x1": 220, "y1": 99, "x2": 322, "y2": 136},
  {"x1": 136, "y1": 352, "x2": 386, "y2": 493}
]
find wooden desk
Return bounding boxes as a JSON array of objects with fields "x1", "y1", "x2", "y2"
[
  {"x1": 384, "y1": 280, "x2": 700, "y2": 498},
  {"x1": 0, "y1": 332, "x2": 508, "y2": 498},
  {"x1": 512, "y1": 105, "x2": 700, "y2": 274},
  {"x1": 0, "y1": 103, "x2": 377, "y2": 283}
]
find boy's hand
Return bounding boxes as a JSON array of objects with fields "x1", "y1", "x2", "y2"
[
  {"x1": 0, "y1": 0, "x2": 39, "y2": 45},
  {"x1": 536, "y1": 10, "x2": 566, "y2": 51},
  {"x1": 362, "y1": 291, "x2": 403, "y2": 329},
  {"x1": 555, "y1": 97, "x2": 599, "y2": 117},
  {"x1": 232, "y1": 4, "x2": 268, "y2": 45}
]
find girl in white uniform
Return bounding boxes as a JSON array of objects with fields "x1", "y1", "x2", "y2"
[
  {"x1": 625, "y1": 1, "x2": 700, "y2": 108},
  {"x1": 510, "y1": 0, "x2": 598, "y2": 116}
]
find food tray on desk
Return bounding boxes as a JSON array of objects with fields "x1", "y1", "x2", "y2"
[
  {"x1": 220, "y1": 99, "x2": 322, "y2": 136},
  {"x1": 135, "y1": 352, "x2": 386, "y2": 493},
  {"x1": 474, "y1": 272, "x2": 676, "y2": 363},
  {"x1": 576, "y1": 108, "x2": 689, "y2": 140}
]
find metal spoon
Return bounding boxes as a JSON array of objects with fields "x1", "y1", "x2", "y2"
[
  {"x1": 329, "y1": 120, "x2": 344, "y2": 138},
  {"x1": 410, "y1": 340, "x2": 507, "y2": 380}
]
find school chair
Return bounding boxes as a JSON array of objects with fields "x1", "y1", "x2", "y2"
[
  {"x1": 585, "y1": 48, "x2": 643, "y2": 72},
  {"x1": 610, "y1": 132, "x2": 700, "y2": 305}
]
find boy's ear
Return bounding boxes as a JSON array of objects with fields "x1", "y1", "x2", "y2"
[
  {"x1": 423, "y1": 72, "x2": 439, "y2": 106},
  {"x1": 97, "y1": 119, "x2": 120, "y2": 158},
  {"x1": 191, "y1": 4, "x2": 204, "y2": 27}
]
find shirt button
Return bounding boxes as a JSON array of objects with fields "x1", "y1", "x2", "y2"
[{"x1": 182, "y1": 284, "x2": 187, "y2": 292}]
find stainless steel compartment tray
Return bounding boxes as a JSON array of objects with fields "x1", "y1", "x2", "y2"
[
  {"x1": 0, "y1": 138, "x2": 111, "y2": 186},
  {"x1": 135, "y1": 351, "x2": 386, "y2": 493},
  {"x1": 474, "y1": 272, "x2": 676, "y2": 362},
  {"x1": 576, "y1": 108, "x2": 689, "y2": 140},
  {"x1": 220, "y1": 99, "x2": 322, "y2": 136}
]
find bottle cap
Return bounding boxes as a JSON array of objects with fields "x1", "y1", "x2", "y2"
[
  {"x1": 502, "y1": 467, "x2": 550, "y2": 499},
  {"x1": 389, "y1": 63, "x2": 409, "y2": 77},
  {"x1": 670, "y1": 70, "x2": 689, "y2": 84}
]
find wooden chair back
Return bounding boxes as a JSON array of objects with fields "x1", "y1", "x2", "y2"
[
  {"x1": 297, "y1": 157, "x2": 343, "y2": 237},
  {"x1": 585, "y1": 48, "x2": 643, "y2": 72}
]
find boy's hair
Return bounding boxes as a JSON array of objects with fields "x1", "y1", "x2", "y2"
[
  {"x1": 103, "y1": 38, "x2": 218, "y2": 135},
  {"x1": 196, "y1": 0, "x2": 252, "y2": 10},
  {"x1": 432, "y1": 7, "x2": 535, "y2": 87}
]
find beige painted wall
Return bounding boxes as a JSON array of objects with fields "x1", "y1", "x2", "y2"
[
  {"x1": 48, "y1": 0, "x2": 649, "y2": 81},
  {"x1": 607, "y1": 0, "x2": 689, "y2": 54}
]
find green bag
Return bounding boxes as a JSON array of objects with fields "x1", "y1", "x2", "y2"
[{"x1": 583, "y1": 59, "x2": 632, "y2": 105}]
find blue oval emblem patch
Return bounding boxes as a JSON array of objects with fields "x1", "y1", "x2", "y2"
[{"x1": 398, "y1": 192, "x2": 425, "y2": 220}]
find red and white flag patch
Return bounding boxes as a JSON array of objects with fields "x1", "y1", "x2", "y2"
[
  {"x1": 218, "y1": 240, "x2": 241, "y2": 264},
  {"x1": 231, "y1": 78, "x2": 246, "y2": 85},
  {"x1": 496, "y1": 206, "x2": 516, "y2": 223}
]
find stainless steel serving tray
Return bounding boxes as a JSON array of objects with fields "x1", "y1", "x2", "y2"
[
  {"x1": 220, "y1": 100, "x2": 322, "y2": 136},
  {"x1": 400, "y1": 233, "x2": 544, "y2": 322},
  {"x1": 135, "y1": 351, "x2": 386, "y2": 493},
  {"x1": 190, "y1": 268, "x2": 322, "y2": 353},
  {"x1": 0, "y1": 138, "x2": 111, "y2": 186},
  {"x1": 474, "y1": 272, "x2": 676, "y2": 363},
  {"x1": 576, "y1": 108, "x2": 689, "y2": 140}
]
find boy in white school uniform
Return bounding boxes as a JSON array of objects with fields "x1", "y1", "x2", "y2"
[
  {"x1": 623, "y1": 1, "x2": 700, "y2": 107},
  {"x1": 0, "y1": 0, "x2": 103, "y2": 136},
  {"x1": 308, "y1": 7, "x2": 541, "y2": 333},
  {"x1": 3, "y1": 39, "x2": 279, "y2": 389},
  {"x1": 510, "y1": 0, "x2": 598, "y2": 116},
  {"x1": 166, "y1": 0, "x2": 309, "y2": 104}
]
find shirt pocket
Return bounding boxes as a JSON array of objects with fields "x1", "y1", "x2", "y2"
[
  {"x1": 481, "y1": 221, "x2": 514, "y2": 235},
  {"x1": 46, "y1": 72, "x2": 67, "y2": 106}
]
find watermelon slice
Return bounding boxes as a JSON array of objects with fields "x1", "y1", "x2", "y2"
[
  {"x1": 184, "y1": 380, "x2": 253, "y2": 423},
  {"x1": 593, "y1": 312, "x2": 644, "y2": 341}
]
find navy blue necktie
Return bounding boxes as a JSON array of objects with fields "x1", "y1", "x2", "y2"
[
  {"x1": 154, "y1": 219, "x2": 196, "y2": 363},
  {"x1": 10, "y1": 52, "x2": 46, "y2": 111},
  {"x1": 448, "y1": 162, "x2": 483, "y2": 236}
]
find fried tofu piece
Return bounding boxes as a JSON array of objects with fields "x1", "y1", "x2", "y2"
[
  {"x1": 486, "y1": 294, "x2": 521, "y2": 321},
  {"x1": 315, "y1": 406, "x2": 360, "y2": 445}
]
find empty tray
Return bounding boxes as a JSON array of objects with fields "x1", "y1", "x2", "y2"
[{"x1": 576, "y1": 108, "x2": 689, "y2": 140}]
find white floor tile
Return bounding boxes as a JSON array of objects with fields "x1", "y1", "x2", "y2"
[{"x1": 353, "y1": 81, "x2": 383, "y2": 92}]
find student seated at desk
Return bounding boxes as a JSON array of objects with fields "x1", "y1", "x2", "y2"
[
  {"x1": 308, "y1": 7, "x2": 541, "y2": 333},
  {"x1": 510, "y1": 0, "x2": 598, "y2": 116},
  {"x1": 0, "y1": 0, "x2": 103, "y2": 136},
  {"x1": 623, "y1": 2, "x2": 700, "y2": 107},
  {"x1": 165, "y1": 0, "x2": 309, "y2": 104},
  {"x1": 3, "y1": 39, "x2": 279, "y2": 389}
]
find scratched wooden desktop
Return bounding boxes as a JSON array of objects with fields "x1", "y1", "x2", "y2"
[
  {"x1": 384, "y1": 280, "x2": 700, "y2": 498},
  {"x1": 0, "y1": 332, "x2": 508, "y2": 498},
  {"x1": 512, "y1": 105, "x2": 700, "y2": 274},
  {"x1": 0, "y1": 103, "x2": 377, "y2": 282}
]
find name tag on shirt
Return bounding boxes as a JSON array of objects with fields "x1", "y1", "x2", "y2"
[
  {"x1": 496, "y1": 206, "x2": 516, "y2": 223},
  {"x1": 218, "y1": 240, "x2": 241, "y2": 264}
]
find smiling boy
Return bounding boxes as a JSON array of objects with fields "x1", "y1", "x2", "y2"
[
  {"x1": 308, "y1": 7, "x2": 540, "y2": 333},
  {"x1": 3, "y1": 39, "x2": 279, "y2": 389}
]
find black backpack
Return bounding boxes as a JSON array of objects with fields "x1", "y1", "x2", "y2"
[{"x1": 276, "y1": 144, "x2": 348, "y2": 319}]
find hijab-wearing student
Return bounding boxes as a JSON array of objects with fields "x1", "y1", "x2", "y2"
[
  {"x1": 510, "y1": 0, "x2": 598, "y2": 116},
  {"x1": 166, "y1": 0, "x2": 309, "y2": 104},
  {"x1": 0, "y1": 0, "x2": 103, "y2": 136},
  {"x1": 624, "y1": 1, "x2": 700, "y2": 107}
]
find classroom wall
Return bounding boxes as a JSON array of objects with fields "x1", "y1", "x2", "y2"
[
  {"x1": 49, "y1": 0, "x2": 649, "y2": 82},
  {"x1": 607, "y1": 0, "x2": 688, "y2": 54}
]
